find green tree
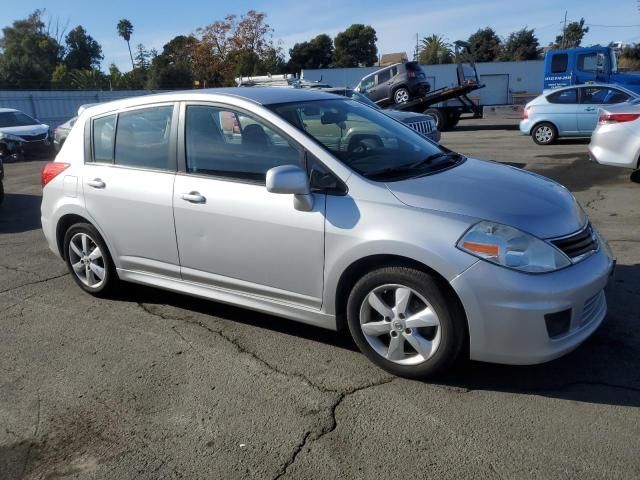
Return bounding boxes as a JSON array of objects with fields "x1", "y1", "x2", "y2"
[
  {"x1": 117, "y1": 18, "x2": 135, "y2": 69},
  {"x1": 467, "y1": 27, "x2": 501, "y2": 62},
  {"x1": 0, "y1": 10, "x2": 62, "y2": 89},
  {"x1": 619, "y1": 44, "x2": 640, "y2": 71},
  {"x1": 554, "y1": 18, "x2": 589, "y2": 49},
  {"x1": 64, "y1": 25, "x2": 103, "y2": 70},
  {"x1": 333, "y1": 24, "x2": 378, "y2": 67},
  {"x1": 500, "y1": 28, "x2": 540, "y2": 61},
  {"x1": 148, "y1": 35, "x2": 196, "y2": 89},
  {"x1": 418, "y1": 34, "x2": 453, "y2": 65},
  {"x1": 69, "y1": 68, "x2": 106, "y2": 89},
  {"x1": 288, "y1": 33, "x2": 334, "y2": 72}
]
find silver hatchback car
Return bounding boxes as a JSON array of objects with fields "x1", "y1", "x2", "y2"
[{"x1": 41, "y1": 88, "x2": 615, "y2": 378}]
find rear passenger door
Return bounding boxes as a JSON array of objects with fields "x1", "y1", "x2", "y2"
[
  {"x1": 82, "y1": 103, "x2": 181, "y2": 278},
  {"x1": 577, "y1": 86, "x2": 632, "y2": 134},
  {"x1": 369, "y1": 69, "x2": 392, "y2": 103}
]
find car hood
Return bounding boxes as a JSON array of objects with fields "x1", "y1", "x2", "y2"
[
  {"x1": 385, "y1": 110, "x2": 434, "y2": 123},
  {"x1": 0, "y1": 124, "x2": 49, "y2": 136},
  {"x1": 386, "y1": 158, "x2": 586, "y2": 239}
]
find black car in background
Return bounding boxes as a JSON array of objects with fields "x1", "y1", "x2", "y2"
[{"x1": 355, "y1": 62, "x2": 431, "y2": 106}]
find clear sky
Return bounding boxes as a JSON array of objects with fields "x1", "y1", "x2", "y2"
[{"x1": 2, "y1": 0, "x2": 640, "y2": 71}]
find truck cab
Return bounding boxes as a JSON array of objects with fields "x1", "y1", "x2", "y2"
[{"x1": 544, "y1": 47, "x2": 640, "y2": 94}]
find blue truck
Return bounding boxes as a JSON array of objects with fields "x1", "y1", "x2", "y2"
[{"x1": 543, "y1": 46, "x2": 640, "y2": 94}]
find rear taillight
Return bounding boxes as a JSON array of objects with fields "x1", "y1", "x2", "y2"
[
  {"x1": 523, "y1": 107, "x2": 530, "y2": 119},
  {"x1": 41, "y1": 162, "x2": 70, "y2": 187},
  {"x1": 598, "y1": 113, "x2": 640, "y2": 124}
]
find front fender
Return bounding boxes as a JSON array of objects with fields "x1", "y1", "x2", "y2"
[{"x1": 321, "y1": 194, "x2": 478, "y2": 314}]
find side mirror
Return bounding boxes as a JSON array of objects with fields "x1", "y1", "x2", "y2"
[{"x1": 266, "y1": 165, "x2": 314, "y2": 212}]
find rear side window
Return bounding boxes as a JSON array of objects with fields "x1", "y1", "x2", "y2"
[
  {"x1": 550, "y1": 54, "x2": 568, "y2": 73},
  {"x1": 581, "y1": 87, "x2": 630, "y2": 105},
  {"x1": 92, "y1": 115, "x2": 116, "y2": 163},
  {"x1": 547, "y1": 89, "x2": 577, "y2": 104},
  {"x1": 377, "y1": 69, "x2": 391, "y2": 83},
  {"x1": 114, "y1": 106, "x2": 173, "y2": 170}
]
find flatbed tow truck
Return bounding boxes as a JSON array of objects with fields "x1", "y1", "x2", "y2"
[{"x1": 378, "y1": 41, "x2": 485, "y2": 131}]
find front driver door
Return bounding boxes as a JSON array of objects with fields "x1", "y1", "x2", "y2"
[{"x1": 172, "y1": 103, "x2": 326, "y2": 309}]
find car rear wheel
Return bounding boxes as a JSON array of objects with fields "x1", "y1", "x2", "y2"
[
  {"x1": 393, "y1": 87, "x2": 410, "y2": 104},
  {"x1": 346, "y1": 267, "x2": 465, "y2": 379},
  {"x1": 64, "y1": 223, "x2": 118, "y2": 296},
  {"x1": 532, "y1": 122, "x2": 557, "y2": 145}
]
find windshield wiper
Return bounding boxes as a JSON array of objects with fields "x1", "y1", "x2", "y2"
[{"x1": 365, "y1": 152, "x2": 462, "y2": 180}]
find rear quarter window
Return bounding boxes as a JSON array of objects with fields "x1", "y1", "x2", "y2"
[{"x1": 91, "y1": 115, "x2": 116, "y2": 163}]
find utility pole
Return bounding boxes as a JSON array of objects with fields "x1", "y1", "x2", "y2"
[
  {"x1": 561, "y1": 10, "x2": 567, "y2": 49},
  {"x1": 415, "y1": 33, "x2": 419, "y2": 61}
]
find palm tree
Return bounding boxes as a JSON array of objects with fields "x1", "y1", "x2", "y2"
[
  {"x1": 117, "y1": 19, "x2": 135, "y2": 69},
  {"x1": 418, "y1": 34, "x2": 453, "y2": 65}
]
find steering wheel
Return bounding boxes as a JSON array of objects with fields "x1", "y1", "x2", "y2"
[{"x1": 347, "y1": 135, "x2": 384, "y2": 154}]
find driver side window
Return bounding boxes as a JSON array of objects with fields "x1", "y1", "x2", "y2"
[{"x1": 184, "y1": 105, "x2": 302, "y2": 183}]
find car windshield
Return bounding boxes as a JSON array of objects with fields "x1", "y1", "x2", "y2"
[
  {"x1": 0, "y1": 111, "x2": 40, "y2": 128},
  {"x1": 270, "y1": 99, "x2": 462, "y2": 180}
]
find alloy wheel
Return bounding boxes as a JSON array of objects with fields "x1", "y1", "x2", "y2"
[
  {"x1": 68, "y1": 232, "x2": 106, "y2": 288},
  {"x1": 359, "y1": 284, "x2": 441, "y2": 365},
  {"x1": 394, "y1": 89, "x2": 410, "y2": 103}
]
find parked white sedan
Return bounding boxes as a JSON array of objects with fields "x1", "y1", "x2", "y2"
[{"x1": 589, "y1": 101, "x2": 640, "y2": 178}]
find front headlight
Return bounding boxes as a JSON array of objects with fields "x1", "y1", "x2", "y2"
[
  {"x1": 457, "y1": 221, "x2": 571, "y2": 273},
  {"x1": 0, "y1": 132, "x2": 23, "y2": 142}
]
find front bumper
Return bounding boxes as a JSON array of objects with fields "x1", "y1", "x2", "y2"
[{"x1": 451, "y1": 245, "x2": 614, "y2": 365}]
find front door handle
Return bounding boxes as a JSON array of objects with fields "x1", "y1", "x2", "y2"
[
  {"x1": 87, "y1": 178, "x2": 105, "y2": 189},
  {"x1": 181, "y1": 192, "x2": 206, "y2": 204},
  {"x1": 585, "y1": 107, "x2": 596, "y2": 111}
]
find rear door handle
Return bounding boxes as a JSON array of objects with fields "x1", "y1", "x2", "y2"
[
  {"x1": 181, "y1": 192, "x2": 206, "y2": 204},
  {"x1": 87, "y1": 178, "x2": 105, "y2": 189},
  {"x1": 585, "y1": 107, "x2": 596, "y2": 111}
]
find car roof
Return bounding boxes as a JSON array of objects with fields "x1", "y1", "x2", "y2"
[
  {"x1": 546, "y1": 83, "x2": 637, "y2": 95},
  {"x1": 79, "y1": 87, "x2": 341, "y2": 118}
]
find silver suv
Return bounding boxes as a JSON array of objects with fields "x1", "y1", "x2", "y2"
[{"x1": 41, "y1": 88, "x2": 614, "y2": 378}]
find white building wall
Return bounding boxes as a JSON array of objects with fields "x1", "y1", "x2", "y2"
[{"x1": 302, "y1": 60, "x2": 544, "y2": 105}]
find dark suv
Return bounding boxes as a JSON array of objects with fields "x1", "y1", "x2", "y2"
[{"x1": 355, "y1": 62, "x2": 430, "y2": 106}]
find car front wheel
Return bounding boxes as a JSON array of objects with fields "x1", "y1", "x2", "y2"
[
  {"x1": 532, "y1": 122, "x2": 557, "y2": 145},
  {"x1": 346, "y1": 267, "x2": 466, "y2": 379},
  {"x1": 64, "y1": 223, "x2": 118, "y2": 296}
]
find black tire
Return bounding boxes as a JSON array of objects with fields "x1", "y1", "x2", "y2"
[
  {"x1": 631, "y1": 169, "x2": 640, "y2": 184},
  {"x1": 346, "y1": 266, "x2": 466, "y2": 379},
  {"x1": 531, "y1": 122, "x2": 557, "y2": 145},
  {"x1": 424, "y1": 108, "x2": 447, "y2": 131},
  {"x1": 63, "y1": 222, "x2": 118, "y2": 296},
  {"x1": 393, "y1": 87, "x2": 410, "y2": 104}
]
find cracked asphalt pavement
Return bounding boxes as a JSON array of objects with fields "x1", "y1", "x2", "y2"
[{"x1": 1, "y1": 118, "x2": 639, "y2": 479}]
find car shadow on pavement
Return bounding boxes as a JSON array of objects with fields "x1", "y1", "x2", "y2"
[
  {"x1": 453, "y1": 123, "x2": 519, "y2": 132},
  {"x1": 0, "y1": 193, "x2": 42, "y2": 234},
  {"x1": 116, "y1": 263, "x2": 640, "y2": 408}
]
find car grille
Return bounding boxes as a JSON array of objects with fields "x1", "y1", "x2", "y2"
[
  {"x1": 407, "y1": 120, "x2": 434, "y2": 135},
  {"x1": 579, "y1": 290, "x2": 606, "y2": 328},
  {"x1": 550, "y1": 223, "x2": 598, "y2": 261},
  {"x1": 18, "y1": 133, "x2": 47, "y2": 142}
]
